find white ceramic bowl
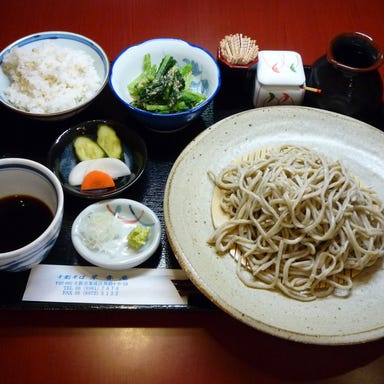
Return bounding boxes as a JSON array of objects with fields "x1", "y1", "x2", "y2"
[
  {"x1": 71, "y1": 199, "x2": 161, "y2": 270},
  {"x1": 109, "y1": 38, "x2": 221, "y2": 132},
  {"x1": 0, "y1": 158, "x2": 64, "y2": 271},
  {"x1": 0, "y1": 31, "x2": 109, "y2": 121}
]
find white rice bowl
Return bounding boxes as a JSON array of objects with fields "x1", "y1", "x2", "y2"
[{"x1": 0, "y1": 31, "x2": 109, "y2": 120}]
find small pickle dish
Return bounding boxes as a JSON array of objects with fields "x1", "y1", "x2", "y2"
[{"x1": 48, "y1": 120, "x2": 147, "y2": 200}]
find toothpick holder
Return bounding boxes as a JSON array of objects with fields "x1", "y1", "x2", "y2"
[{"x1": 217, "y1": 49, "x2": 258, "y2": 107}]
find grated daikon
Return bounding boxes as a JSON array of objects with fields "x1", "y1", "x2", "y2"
[{"x1": 77, "y1": 211, "x2": 122, "y2": 254}]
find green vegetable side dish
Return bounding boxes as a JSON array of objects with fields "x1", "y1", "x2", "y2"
[
  {"x1": 128, "y1": 53, "x2": 206, "y2": 113},
  {"x1": 127, "y1": 225, "x2": 151, "y2": 249},
  {"x1": 72, "y1": 124, "x2": 123, "y2": 161}
]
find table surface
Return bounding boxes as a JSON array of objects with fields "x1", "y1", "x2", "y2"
[{"x1": 2, "y1": 1, "x2": 384, "y2": 383}]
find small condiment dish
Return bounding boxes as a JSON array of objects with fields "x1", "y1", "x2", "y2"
[
  {"x1": 71, "y1": 198, "x2": 161, "y2": 270},
  {"x1": 48, "y1": 119, "x2": 147, "y2": 200}
]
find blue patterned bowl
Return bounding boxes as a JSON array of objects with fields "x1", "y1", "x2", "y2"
[
  {"x1": 0, "y1": 158, "x2": 64, "y2": 271},
  {"x1": 109, "y1": 38, "x2": 221, "y2": 132}
]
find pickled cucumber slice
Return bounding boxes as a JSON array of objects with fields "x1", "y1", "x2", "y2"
[
  {"x1": 97, "y1": 124, "x2": 123, "y2": 159},
  {"x1": 73, "y1": 136, "x2": 106, "y2": 161}
]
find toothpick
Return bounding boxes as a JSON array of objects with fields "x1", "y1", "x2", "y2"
[{"x1": 301, "y1": 85, "x2": 322, "y2": 94}]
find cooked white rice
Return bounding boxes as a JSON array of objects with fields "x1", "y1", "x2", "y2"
[{"x1": 1, "y1": 41, "x2": 102, "y2": 113}]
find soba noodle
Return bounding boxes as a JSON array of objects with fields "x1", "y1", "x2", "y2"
[{"x1": 208, "y1": 145, "x2": 384, "y2": 301}]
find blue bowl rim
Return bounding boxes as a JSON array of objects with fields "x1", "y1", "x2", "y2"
[{"x1": 109, "y1": 37, "x2": 221, "y2": 118}]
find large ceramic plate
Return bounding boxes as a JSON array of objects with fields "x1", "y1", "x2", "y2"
[{"x1": 164, "y1": 106, "x2": 384, "y2": 345}]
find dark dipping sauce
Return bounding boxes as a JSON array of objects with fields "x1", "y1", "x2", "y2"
[{"x1": 0, "y1": 194, "x2": 54, "y2": 253}]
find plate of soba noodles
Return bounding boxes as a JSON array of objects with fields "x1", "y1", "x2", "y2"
[{"x1": 164, "y1": 105, "x2": 384, "y2": 345}]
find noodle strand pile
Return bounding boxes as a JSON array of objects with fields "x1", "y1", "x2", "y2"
[{"x1": 208, "y1": 145, "x2": 384, "y2": 301}]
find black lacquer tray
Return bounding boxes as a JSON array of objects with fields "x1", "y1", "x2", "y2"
[{"x1": 0, "y1": 66, "x2": 383, "y2": 311}]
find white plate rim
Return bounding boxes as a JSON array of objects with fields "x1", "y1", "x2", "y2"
[{"x1": 164, "y1": 105, "x2": 384, "y2": 345}]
